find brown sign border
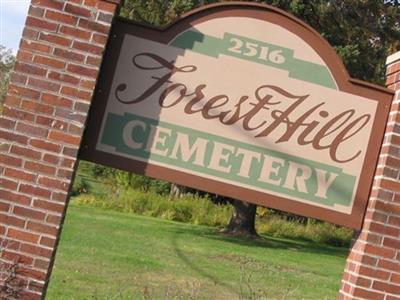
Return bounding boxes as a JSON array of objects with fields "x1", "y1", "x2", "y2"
[{"x1": 79, "y1": 2, "x2": 394, "y2": 229}]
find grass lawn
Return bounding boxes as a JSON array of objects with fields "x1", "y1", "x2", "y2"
[{"x1": 46, "y1": 203, "x2": 349, "y2": 299}]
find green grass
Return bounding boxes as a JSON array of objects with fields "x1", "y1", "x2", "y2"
[{"x1": 46, "y1": 203, "x2": 348, "y2": 299}]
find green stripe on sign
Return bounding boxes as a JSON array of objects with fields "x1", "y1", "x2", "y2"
[
  {"x1": 170, "y1": 31, "x2": 337, "y2": 89},
  {"x1": 101, "y1": 113, "x2": 355, "y2": 208}
]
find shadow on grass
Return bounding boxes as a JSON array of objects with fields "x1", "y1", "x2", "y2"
[{"x1": 169, "y1": 226, "x2": 349, "y2": 258}]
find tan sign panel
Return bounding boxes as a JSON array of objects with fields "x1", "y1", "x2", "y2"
[{"x1": 80, "y1": 3, "x2": 393, "y2": 229}]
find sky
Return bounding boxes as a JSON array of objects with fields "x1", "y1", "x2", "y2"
[{"x1": 0, "y1": 0, "x2": 30, "y2": 54}]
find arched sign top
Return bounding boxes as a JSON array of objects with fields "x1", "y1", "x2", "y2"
[
  {"x1": 122, "y1": 2, "x2": 393, "y2": 97},
  {"x1": 81, "y1": 2, "x2": 393, "y2": 229}
]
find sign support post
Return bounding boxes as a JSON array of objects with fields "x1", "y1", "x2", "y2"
[
  {"x1": 0, "y1": 0, "x2": 121, "y2": 299},
  {"x1": 340, "y1": 52, "x2": 400, "y2": 299}
]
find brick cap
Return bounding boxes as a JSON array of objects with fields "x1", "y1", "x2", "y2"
[{"x1": 386, "y1": 50, "x2": 400, "y2": 66}]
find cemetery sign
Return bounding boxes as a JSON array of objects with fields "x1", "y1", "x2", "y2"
[{"x1": 80, "y1": 3, "x2": 393, "y2": 229}]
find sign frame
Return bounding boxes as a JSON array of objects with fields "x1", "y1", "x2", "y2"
[{"x1": 79, "y1": 2, "x2": 394, "y2": 229}]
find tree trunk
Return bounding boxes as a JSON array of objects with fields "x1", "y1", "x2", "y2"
[{"x1": 222, "y1": 199, "x2": 258, "y2": 237}]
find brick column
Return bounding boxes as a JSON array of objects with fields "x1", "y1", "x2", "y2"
[
  {"x1": 339, "y1": 52, "x2": 400, "y2": 299},
  {"x1": 0, "y1": 0, "x2": 121, "y2": 299}
]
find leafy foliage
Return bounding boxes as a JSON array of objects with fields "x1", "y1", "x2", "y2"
[{"x1": 0, "y1": 46, "x2": 15, "y2": 106}]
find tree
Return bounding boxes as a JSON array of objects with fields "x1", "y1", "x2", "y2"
[
  {"x1": 0, "y1": 46, "x2": 15, "y2": 107},
  {"x1": 120, "y1": 0, "x2": 400, "y2": 236}
]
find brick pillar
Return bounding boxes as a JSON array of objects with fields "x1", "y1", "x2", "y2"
[
  {"x1": 0, "y1": 0, "x2": 121, "y2": 299},
  {"x1": 339, "y1": 52, "x2": 400, "y2": 299}
]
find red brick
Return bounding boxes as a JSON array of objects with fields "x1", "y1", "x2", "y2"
[
  {"x1": 41, "y1": 93, "x2": 73, "y2": 109},
  {"x1": 68, "y1": 124, "x2": 84, "y2": 135},
  {"x1": 40, "y1": 236, "x2": 57, "y2": 248},
  {"x1": 381, "y1": 178, "x2": 400, "y2": 193},
  {"x1": 67, "y1": 63, "x2": 98, "y2": 78},
  {"x1": 16, "y1": 51, "x2": 34, "y2": 62},
  {"x1": 78, "y1": 18, "x2": 110, "y2": 34},
  {"x1": 33, "y1": 54, "x2": 65, "y2": 69},
  {"x1": 57, "y1": 168, "x2": 73, "y2": 179},
  {"x1": 16, "y1": 122, "x2": 48, "y2": 138},
  {"x1": 39, "y1": 32, "x2": 73, "y2": 47},
  {"x1": 30, "y1": 139, "x2": 61, "y2": 153},
  {"x1": 46, "y1": 214, "x2": 62, "y2": 225},
  {"x1": 11, "y1": 72, "x2": 28, "y2": 85},
  {"x1": 51, "y1": 191, "x2": 67, "y2": 202},
  {"x1": 8, "y1": 84, "x2": 41, "y2": 100},
  {"x1": 17, "y1": 266, "x2": 47, "y2": 281},
  {"x1": 373, "y1": 280, "x2": 400, "y2": 294},
  {"x1": 97, "y1": 12, "x2": 113, "y2": 24},
  {"x1": 84, "y1": 0, "x2": 97, "y2": 7},
  {"x1": 28, "y1": 77, "x2": 60, "y2": 92},
  {"x1": 38, "y1": 177, "x2": 69, "y2": 191},
  {"x1": 374, "y1": 200, "x2": 400, "y2": 215},
  {"x1": 4, "y1": 168, "x2": 36, "y2": 182},
  {"x1": 0, "y1": 178, "x2": 18, "y2": 191},
  {"x1": 13, "y1": 206, "x2": 46, "y2": 221},
  {"x1": 48, "y1": 130, "x2": 81, "y2": 145},
  {"x1": 25, "y1": 161, "x2": 56, "y2": 175},
  {"x1": 19, "y1": 290, "x2": 42, "y2": 300},
  {"x1": 97, "y1": 1, "x2": 117, "y2": 12},
  {"x1": 53, "y1": 108, "x2": 85, "y2": 124},
  {"x1": 48, "y1": 71, "x2": 80, "y2": 85},
  {"x1": 74, "y1": 101, "x2": 90, "y2": 113},
  {"x1": 59, "y1": 25, "x2": 91, "y2": 40},
  {"x1": 21, "y1": 100, "x2": 54, "y2": 115},
  {"x1": 0, "y1": 129, "x2": 29, "y2": 145},
  {"x1": 73, "y1": 40, "x2": 103, "y2": 55},
  {"x1": 43, "y1": 154, "x2": 60, "y2": 165},
  {"x1": 383, "y1": 237, "x2": 400, "y2": 249},
  {"x1": 0, "y1": 189, "x2": 31, "y2": 206},
  {"x1": 19, "y1": 184, "x2": 51, "y2": 199},
  {"x1": 10, "y1": 145, "x2": 41, "y2": 160},
  {"x1": 20, "y1": 40, "x2": 51, "y2": 54},
  {"x1": 26, "y1": 17, "x2": 57, "y2": 32},
  {"x1": 65, "y1": 3, "x2": 92, "y2": 18},
  {"x1": 388, "y1": 215, "x2": 400, "y2": 226},
  {"x1": 359, "y1": 265, "x2": 391, "y2": 280},
  {"x1": 27, "y1": 221, "x2": 58, "y2": 236},
  {"x1": 3, "y1": 94, "x2": 22, "y2": 108},
  {"x1": 22, "y1": 27, "x2": 40, "y2": 40},
  {"x1": 35, "y1": 116, "x2": 67, "y2": 130},
  {"x1": 0, "y1": 201, "x2": 11, "y2": 212},
  {"x1": 7, "y1": 228, "x2": 40, "y2": 243},
  {"x1": 0, "y1": 154, "x2": 23, "y2": 167},
  {"x1": 61, "y1": 86, "x2": 92, "y2": 101},
  {"x1": 377, "y1": 258, "x2": 400, "y2": 272},
  {"x1": 0, "y1": 117, "x2": 16, "y2": 130},
  {"x1": 392, "y1": 273, "x2": 400, "y2": 284},
  {"x1": 364, "y1": 244, "x2": 396, "y2": 259},
  {"x1": 0, "y1": 213, "x2": 25, "y2": 228},
  {"x1": 86, "y1": 55, "x2": 102, "y2": 66},
  {"x1": 34, "y1": 258, "x2": 50, "y2": 270},
  {"x1": 53, "y1": 47, "x2": 85, "y2": 62},
  {"x1": 28, "y1": 279, "x2": 45, "y2": 292},
  {"x1": 54, "y1": 108, "x2": 85, "y2": 123},
  {"x1": 31, "y1": 0, "x2": 64, "y2": 10},
  {"x1": 45, "y1": 10, "x2": 78, "y2": 25},
  {"x1": 92, "y1": 33, "x2": 107, "y2": 44},
  {"x1": 353, "y1": 287, "x2": 385, "y2": 300},
  {"x1": 34, "y1": 199, "x2": 65, "y2": 213},
  {"x1": 2, "y1": 250, "x2": 33, "y2": 265}
]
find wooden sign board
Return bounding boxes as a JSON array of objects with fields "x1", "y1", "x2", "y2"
[{"x1": 80, "y1": 3, "x2": 393, "y2": 229}]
